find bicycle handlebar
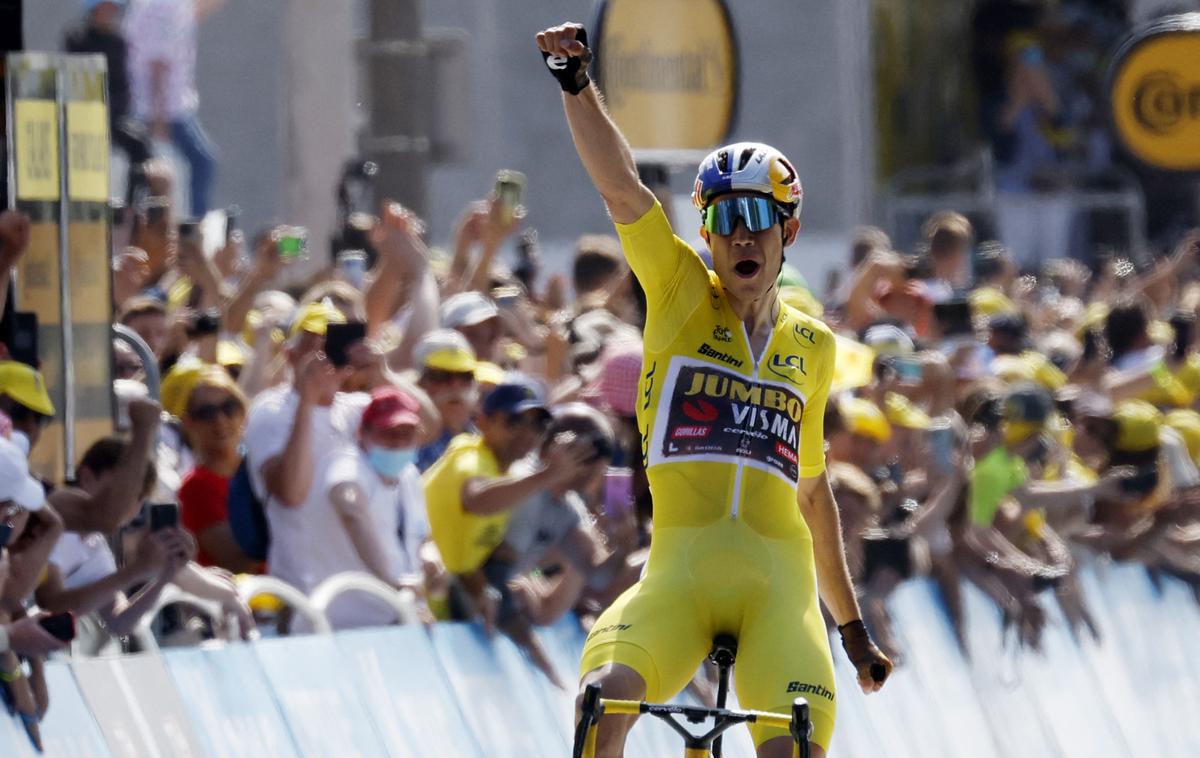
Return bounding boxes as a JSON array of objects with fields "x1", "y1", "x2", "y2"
[{"x1": 598, "y1": 698, "x2": 794, "y2": 730}]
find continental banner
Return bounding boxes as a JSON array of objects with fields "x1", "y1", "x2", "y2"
[
  {"x1": 649, "y1": 357, "x2": 803, "y2": 483},
  {"x1": 1108, "y1": 14, "x2": 1200, "y2": 173},
  {"x1": 12, "y1": 98, "x2": 60, "y2": 201},
  {"x1": 594, "y1": 0, "x2": 738, "y2": 150}
]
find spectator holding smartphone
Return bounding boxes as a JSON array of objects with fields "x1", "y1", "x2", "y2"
[
  {"x1": 243, "y1": 302, "x2": 369, "y2": 595},
  {"x1": 423, "y1": 379, "x2": 592, "y2": 631}
]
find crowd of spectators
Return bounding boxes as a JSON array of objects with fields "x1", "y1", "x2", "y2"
[{"x1": 0, "y1": 0, "x2": 1199, "y2": 739}]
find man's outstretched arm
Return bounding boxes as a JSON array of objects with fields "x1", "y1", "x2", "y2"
[{"x1": 535, "y1": 23, "x2": 654, "y2": 224}]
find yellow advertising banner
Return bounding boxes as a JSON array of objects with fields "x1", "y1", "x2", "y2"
[
  {"x1": 66, "y1": 101, "x2": 110, "y2": 202},
  {"x1": 1109, "y1": 16, "x2": 1200, "y2": 172},
  {"x1": 596, "y1": 0, "x2": 737, "y2": 151},
  {"x1": 13, "y1": 99, "x2": 61, "y2": 200}
]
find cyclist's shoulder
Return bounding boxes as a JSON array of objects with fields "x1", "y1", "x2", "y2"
[{"x1": 776, "y1": 303, "x2": 835, "y2": 354}]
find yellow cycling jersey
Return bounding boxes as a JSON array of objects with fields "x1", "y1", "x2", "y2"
[
  {"x1": 581, "y1": 201, "x2": 840, "y2": 751},
  {"x1": 422, "y1": 433, "x2": 505, "y2": 575},
  {"x1": 619, "y1": 201, "x2": 836, "y2": 536}
]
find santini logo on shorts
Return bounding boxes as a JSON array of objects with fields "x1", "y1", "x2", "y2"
[{"x1": 787, "y1": 681, "x2": 834, "y2": 701}]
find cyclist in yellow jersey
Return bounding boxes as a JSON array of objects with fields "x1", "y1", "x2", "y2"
[{"x1": 536, "y1": 22, "x2": 893, "y2": 758}]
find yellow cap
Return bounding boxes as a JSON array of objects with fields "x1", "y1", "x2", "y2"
[
  {"x1": 160, "y1": 359, "x2": 206, "y2": 419},
  {"x1": 474, "y1": 361, "x2": 506, "y2": 386},
  {"x1": 839, "y1": 396, "x2": 891, "y2": 442},
  {"x1": 217, "y1": 340, "x2": 248, "y2": 367},
  {"x1": 1078, "y1": 302, "x2": 1110, "y2": 336},
  {"x1": 884, "y1": 392, "x2": 931, "y2": 430},
  {"x1": 1165, "y1": 409, "x2": 1200, "y2": 463},
  {"x1": 1113, "y1": 400, "x2": 1163, "y2": 453},
  {"x1": 288, "y1": 301, "x2": 346, "y2": 338},
  {"x1": 970, "y1": 286, "x2": 1018, "y2": 318},
  {"x1": 0, "y1": 361, "x2": 55, "y2": 416}
]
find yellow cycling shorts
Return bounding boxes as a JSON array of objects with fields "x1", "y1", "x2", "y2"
[{"x1": 579, "y1": 518, "x2": 837, "y2": 751}]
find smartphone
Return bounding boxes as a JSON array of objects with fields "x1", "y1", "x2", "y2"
[
  {"x1": 224, "y1": 204, "x2": 241, "y2": 241},
  {"x1": 278, "y1": 226, "x2": 309, "y2": 261},
  {"x1": 140, "y1": 195, "x2": 170, "y2": 226},
  {"x1": 494, "y1": 170, "x2": 526, "y2": 224},
  {"x1": 603, "y1": 467, "x2": 634, "y2": 519},
  {"x1": 3, "y1": 311, "x2": 39, "y2": 369},
  {"x1": 188, "y1": 308, "x2": 221, "y2": 338},
  {"x1": 893, "y1": 356, "x2": 923, "y2": 384},
  {"x1": 1119, "y1": 465, "x2": 1159, "y2": 496},
  {"x1": 148, "y1": 502, "x2": 179, "y2": 532},
  {"x1": 38, "y1": 611, "x2": 76, "y2": 642},
  {"x1": 0, "y1": 522, "x2": 13, "y2": 548},
  {"x1": 1170, "y1": 313, "x2": 1194, "y2": 362},
  {"x1": 928, "y1": 421, "x2": 955, "y2": 475},
  {"x1": 177, "y1": 219, "x2": 201, "y2": 243},
  {"x1": 325, "y1": 321, "x2": 367, "y2": 368},
  {"x1": 933, "y1": 299, "x2": 974, "y2": 338}
]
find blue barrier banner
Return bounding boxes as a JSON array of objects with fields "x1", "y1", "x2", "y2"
[
  {"x1": 164, "y1": 644, "x2": 299, "y2": 757},
  {"x1": 39, "y1": 661, "x2": 112, "y2": 758},
  {"x1": 72, "y1": 653, "x2": 205, "y2": 757},
  {"x1": 253, "y1": 635, "x2": 388, "y2": 757},
  {"x1": 336, "y1": 625, "x2": 483, "y2": 757},
  {"x1": 430, "y1": 623, "x2": 566, "y2": 757}
]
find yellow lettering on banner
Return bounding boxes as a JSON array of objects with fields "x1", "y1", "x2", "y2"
[
  {"x1": 14, "y1": 99, "x2": 61, "y2": 201},
  {"x1": 67, "y1": 101, "x2": 110, "y2": 202}
]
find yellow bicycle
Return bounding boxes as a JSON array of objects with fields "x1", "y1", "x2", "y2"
[{"x1": 572, "y1": 636, "x2": 812, "y2": 758}]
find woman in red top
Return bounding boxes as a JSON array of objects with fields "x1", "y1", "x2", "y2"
[{"x1": 178, "y1": 366, "x2": 259, "y2": 573}]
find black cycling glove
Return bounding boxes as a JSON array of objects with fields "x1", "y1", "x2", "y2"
[{"x1": 540, "y1": 27, "x2": 592, "y2": 95}]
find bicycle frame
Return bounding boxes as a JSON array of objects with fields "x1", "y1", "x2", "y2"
[{"x1": 572, "y1": 683, "x2": 811, "y2": 758}]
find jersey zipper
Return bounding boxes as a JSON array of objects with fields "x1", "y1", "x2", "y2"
[{"x1": 730, "y1": 319, "x2": 767, "y2": 520}]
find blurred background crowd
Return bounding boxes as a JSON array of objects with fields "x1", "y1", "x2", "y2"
[{"x1": 0, "y1": 0, "x2": 1199, "y2": 741}]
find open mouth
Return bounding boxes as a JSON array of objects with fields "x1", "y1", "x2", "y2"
[{"x1": 734, "y1": 260, "x2": 761, "y2": 278}]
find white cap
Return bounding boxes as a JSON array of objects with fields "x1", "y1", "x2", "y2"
[
  {"x1": 0, "y1": 436, "x2": 45, "y2": 511},
  {"x1": 440, "y1": 291, "x2": 499, "y2": 328}
]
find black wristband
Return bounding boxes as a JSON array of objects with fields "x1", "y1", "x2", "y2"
[
  {"x1": 540, "y1": 27, "x2": 592, "y2": 95},
  {"x1": 838, "y1": 619, "x2": 871, "y2": 658}
]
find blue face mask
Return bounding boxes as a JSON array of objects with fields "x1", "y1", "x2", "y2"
[{"x1": 365, "y1": 446, "x2": 417, "y2": 478}]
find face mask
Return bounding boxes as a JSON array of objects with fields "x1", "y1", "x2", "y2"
[
  {"x1": 9, "y1": 430, "x2": 30, "y2": 457},
  {"x1": 365, "y1": 445, "x2": 417, "y2": 478}
]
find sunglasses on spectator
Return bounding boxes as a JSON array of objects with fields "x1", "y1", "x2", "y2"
[
  {"x1": 187, "y1": 399, "x2": 243, "y2": 422},
  {"x1": 425, "y1": 369, "x2": 475, "y2": 385},
  {"x1": 702, "y1": 196, "x2": 785, "y2": 236}
]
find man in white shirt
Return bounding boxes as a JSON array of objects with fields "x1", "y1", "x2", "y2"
[
  {"x1": 124, "y1": 0, "x2": 224, "y2": 215},
  {"x1": 318, "y1": 386, "x2": 432, "y2": 628},
  {"x1": 243, "y1": 303, "x2": 370, "y2": 599}
]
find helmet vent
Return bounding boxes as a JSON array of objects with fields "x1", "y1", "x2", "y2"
[
  {"x1": 737, "y1": 147, "x2": 756, "y2": 171},
  {"x1": 716, "y1": 150, "x2": 730, "y2": 173}
]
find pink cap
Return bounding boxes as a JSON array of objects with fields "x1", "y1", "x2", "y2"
[{"x1": 361, "y1": 386, "x2": 421, "y2": 431}]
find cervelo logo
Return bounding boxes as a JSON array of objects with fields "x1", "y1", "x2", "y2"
[{"x1": 546, "y1": 54, "x2": 569, "y2": 70}]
